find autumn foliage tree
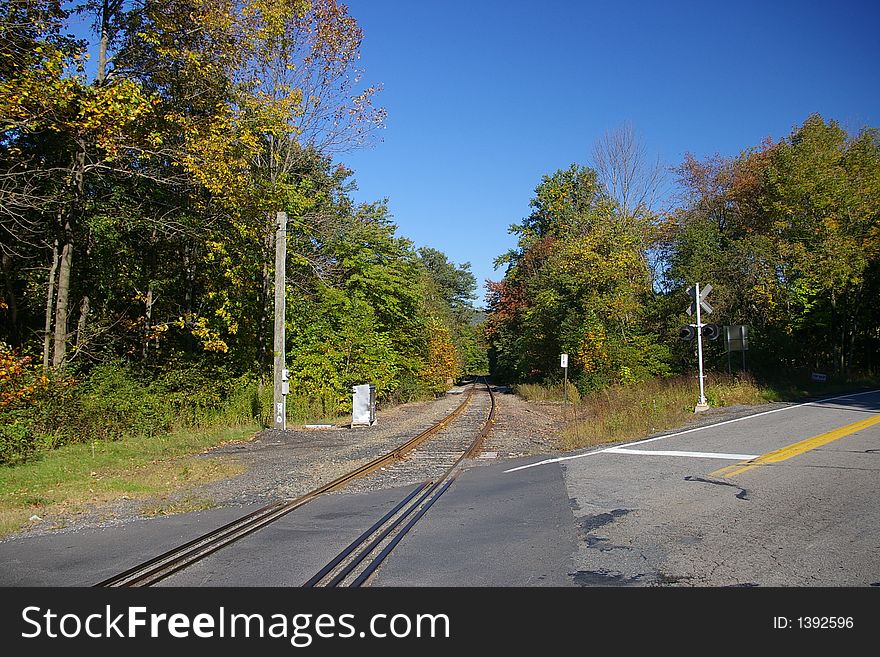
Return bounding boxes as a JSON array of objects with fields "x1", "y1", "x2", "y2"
[
  {"x1": 665, "y1": 114, "x2": 880, "y2": 376},
  {"x1": 487, "y1": 164, "x2": 670, "y2": 390},
  {"x1": 0, "y1": 1, "x2": 481, "y2": 463}
]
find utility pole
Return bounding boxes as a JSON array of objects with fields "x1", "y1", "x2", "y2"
[{"x1": 273, "y1": 211, "x2": 287, "y2": 430}]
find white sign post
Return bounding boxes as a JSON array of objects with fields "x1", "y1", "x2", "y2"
[
  {"x1": 686, "y1": 284, "x2": 712, "y2": 413},
  {"x1": 560, "y1": 353, "x2": 569, "y2": 415}
]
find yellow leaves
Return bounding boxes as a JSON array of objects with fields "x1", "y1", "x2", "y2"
[
  {"x1": 618, "y1": 365, "x2": 636, "y2": 386},
  {"x1": 576, "y1": 327, "x2": 609, "y2": 376},
  {"x1": 751, "y1": 283, "x2": 775, "y2": 309},
  {"x1": 143, "y1": 322, "x2": 170, "y2": 345},
  {"x1": 202, "y1": 340, "x2": 230, "y2": 353},
  {"x1": 171, "y1": 314, "x2": 230, "y2": 354},
  {"x1": 215, "y1": 306, "x2": 239, "y2": 335},
  {"x1": 0, "y1": 342, "x2": 52, "y2": 409},
  {"x1": 422, "y1": 323, "x2": 459, "y2": 393},
  {"x1": 77, "y1": 80, "x2": 156, "y2": 155},
  {"x1": 2, "y1": 45, "x2": 159, "y2": 160}
]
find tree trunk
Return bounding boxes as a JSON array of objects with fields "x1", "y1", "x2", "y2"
[
  {"x1": 829, "y1": 291, "x2": 839, "y2": 376},
  {"x1": 1, "y1": 253, "x2": 20, "y2": 346},
  {"x1": 182, "y1": 241, "x2": 197, "y2": 353},
  {"x1": 53, "y1": 146, "x2": 84, "y2": 369},
  {"x1": 75, "y1": 294, "x2": 90, "y2": 354},
  {"x1": 97, "y1": 21, "x2": 109, "y2": 84},
  {"x1": 74, "y1": 235, "x2": 93, "y2": 359},
  {"x1": 43, "y1": 239, "x2": 59, "y2": 370},
  {"x1": 143, "y1": 284, "x2": 153, "y2": 360},
  {"x1": 846, "y1": 319, "x2": 856, "y2": 378},
  {"x1": 52, "y1": 232, "x2": 72, "y2": 368},
  {"x1": 184, "y1": 244, "x2": 194, "y2": 315},
  {"x1": 142, "y1": 227, "x2": 158, "y2": 360}
]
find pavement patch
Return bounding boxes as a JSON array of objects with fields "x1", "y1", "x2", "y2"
[{"x1": 580, "y1": 508, "x2": 631, "y2": 532}]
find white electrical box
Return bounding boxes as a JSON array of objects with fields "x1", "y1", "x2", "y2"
[{"x1": 352, "y1": 384, "x2": 377, "y2": 427}]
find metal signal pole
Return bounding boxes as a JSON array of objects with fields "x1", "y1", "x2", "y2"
[
  {"x1": 694, "y1": 282, "x2": 708, "y2": 411},
  {"x1": 273, "y1": 211, "x2": 287, "y2": 430}
]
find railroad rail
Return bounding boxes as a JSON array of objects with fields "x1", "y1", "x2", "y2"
[
  {"x1": 94, "y1": 378, "x2": 491, "y2": 587},
  {"x1": 304, "y1": 377, "x2": 496, "y2": 587}
]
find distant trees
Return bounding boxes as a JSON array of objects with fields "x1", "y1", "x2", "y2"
[
  {"x1": 417, "y1": 247, "x2": 488, "y2": 379},
  {"x1": 486, "y1": 164, "x2": 669, "y2": 390},
  {"x1": 665, "y1": 114, "x2": 880, "y2": 377},
  {"x1": 487, "y1": 114, "x2": 880, "y2": 390}
]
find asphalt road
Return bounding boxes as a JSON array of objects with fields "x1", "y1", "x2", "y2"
[
  {"x1": 372, "y1": 388, "x2": 880, "y2": 586},
  {"x1": 511, "y1": 388, "x2": 880, "y2": 586},
  {"x1": 1, "y1": 389, "x2": 878, "y2": 587}
]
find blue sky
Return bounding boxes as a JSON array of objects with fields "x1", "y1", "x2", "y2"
[{"x1": 338, "y1": 0, "x2": 880, "y2": 305}]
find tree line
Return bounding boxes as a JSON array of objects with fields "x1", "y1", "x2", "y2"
[
  {"x1": 0, "y1": 0, "x2": 485, "y2": 462},
  {"x1": 487, "y1": 116, "x2": 880, "y2": 390}
]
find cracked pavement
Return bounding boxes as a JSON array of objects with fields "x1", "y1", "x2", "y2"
[{"x1": 559, "y1": 390, "x2": 880, "y2": 586}]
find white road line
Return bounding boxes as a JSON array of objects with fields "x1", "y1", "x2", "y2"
[
  {"x1": 604, "y1": 448, "x2": 759, "y2": 460},
  {"x1": 504, "y1": 388, "x2": 880, "y2": 473}
]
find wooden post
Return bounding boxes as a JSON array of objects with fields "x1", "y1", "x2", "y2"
[{"x1": 273, "y1": 211, "x2": 287, "y2": 430}]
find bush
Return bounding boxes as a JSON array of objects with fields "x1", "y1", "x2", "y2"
[
  {"x1": 75, "y1": 363, "x2": 172, "y2": 440},
  {"x1": 0, "y1": 420, "x2": 36, "y2": 466},
  {"x1": 152, "y1": 365, "x2": 261, "y2": 428},
  {"x1": 385, "y1": 373, "x2": 433, "y2": 406},
  {"x1": 560, "y1": 372, "x2": 772, "y2": 450},
  {"x1": 1, "y1": 359, "x2": 271, "y2": 464},
  {"x1": 0, "y1": 342, "x2": 71, "y2": 463}
]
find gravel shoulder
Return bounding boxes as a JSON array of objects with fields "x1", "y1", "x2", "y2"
[{"x1": 183, "y1": 383, "x2": 567, "y2": 504}]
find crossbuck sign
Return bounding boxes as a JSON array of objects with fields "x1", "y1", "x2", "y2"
[
  {"x1": 686, "y1": 283, "x2": 712, "y2": 412},
  {"x1": 686, "y1": 283, "x2": 713, "y2": 316}
]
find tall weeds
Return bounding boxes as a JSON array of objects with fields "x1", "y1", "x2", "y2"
[{"x1": 549, "y1": 373, "x2": 771, "y2": 450}]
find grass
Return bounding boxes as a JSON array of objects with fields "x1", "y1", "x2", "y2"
[
  {"x1": 550, "y1": 371, "x2": 880, "y2": 451},
  {"x1": 550, "y1": 373, "x2": 775, "y2": 451},
  {"x1": 0, "y1": 423, "x2": 255, "y2": 538}
]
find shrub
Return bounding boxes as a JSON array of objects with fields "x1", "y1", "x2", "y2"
[{"x1": 0, "y1": 420, "x2": 36, "y2": 466}]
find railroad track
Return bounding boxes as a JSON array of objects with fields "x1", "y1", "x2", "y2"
[
  {"x1": 95, "y1": 378, "x2": 495, "y2": 587},
  {"x1": 304, "y1": 379, "x2": 496, "y2": 587}
]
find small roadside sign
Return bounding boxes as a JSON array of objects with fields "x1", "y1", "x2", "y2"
[
  {"x1": 811, "y1": 372, "x2": 827, "y2": 382},
  {"x1": 560, "y1": 353, "x2": 569, "y2": 415}
]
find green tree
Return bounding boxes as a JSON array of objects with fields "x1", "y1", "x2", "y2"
[
  {"x1": 665, "y1": 114, "x2": 880, "y2": 377},
  {"x1": 488, "y1": 164, "x2": 669, "y2": 390}
]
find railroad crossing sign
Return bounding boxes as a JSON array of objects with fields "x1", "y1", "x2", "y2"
[
  {"x1": 685, "y1": 283, "x2": 712, "y2": 413},
  {"x1": 686, "y1": 283, "x2": 713, "y2": 315}
]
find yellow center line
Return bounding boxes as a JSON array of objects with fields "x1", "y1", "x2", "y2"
[{"x1": 710, "y1": 412, "x2": 880, "y2": 478}]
